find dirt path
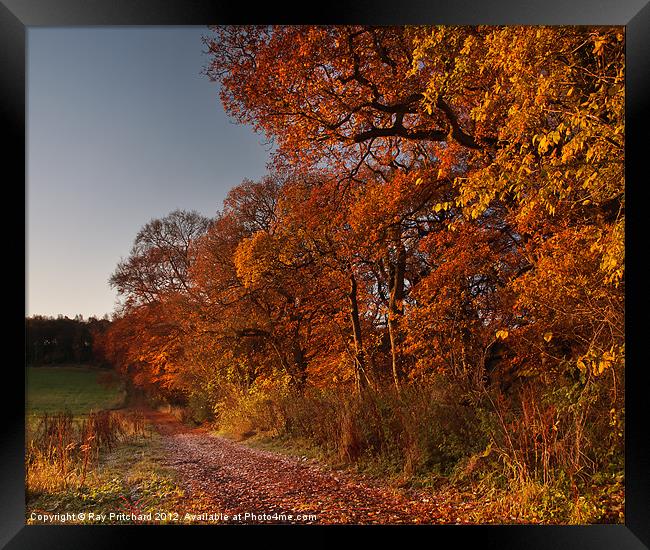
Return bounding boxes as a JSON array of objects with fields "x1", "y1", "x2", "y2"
[{"x1": 141, "y1": 409, "x2": 467, "y2": 525}]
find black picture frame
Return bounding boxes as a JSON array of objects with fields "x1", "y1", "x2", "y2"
[{"x1": 3, "y1": 1, "x2": 648, "y2": 547}]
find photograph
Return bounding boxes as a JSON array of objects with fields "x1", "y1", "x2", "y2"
[{"x1": 23, "y1": 24, "x2": 626, "y2": 527}]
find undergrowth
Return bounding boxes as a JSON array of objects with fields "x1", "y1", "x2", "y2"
[
  {"x1": 210, "y1": 375, "x2": 624, "y2": 524},
  {"x1": 26, "y1": 410, "x2": 186, "y2": 524}
]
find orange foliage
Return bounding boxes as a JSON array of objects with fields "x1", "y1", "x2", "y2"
[{"x1": 105, "y1": 27, "x2": 623, "y2": 433}]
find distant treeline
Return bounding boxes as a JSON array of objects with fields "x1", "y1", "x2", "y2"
[{"x1": 26, "y1": 315, "x2": 111, "y2": 366}]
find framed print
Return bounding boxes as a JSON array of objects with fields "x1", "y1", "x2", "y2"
[{"x1": 3, "y1": 0, "x2": 648, "y2": 547}]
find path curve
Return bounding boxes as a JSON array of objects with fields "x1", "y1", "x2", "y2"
[{"x1": 141, "y1": 409, "x2": 466, "y2": 525}]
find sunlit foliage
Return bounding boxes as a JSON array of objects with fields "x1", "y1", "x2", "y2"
[{"x1": 104, "y1": 25, "x2": 624, "y2": 522}]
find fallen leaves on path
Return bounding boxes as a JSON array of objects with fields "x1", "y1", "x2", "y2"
[{"x1": 143, "y1": 409, "x2": 471, "y2": 525}]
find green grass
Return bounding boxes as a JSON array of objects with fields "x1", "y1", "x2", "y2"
[
  {"x1": 26, "y1": 365, "x2": 126, "y2": 417},
  {"x1": 26, "y1": 428, "x2": 187, "y2": 525},
  {"x1": 25, "y1": 367, "x2": 188, "y2": 524}
]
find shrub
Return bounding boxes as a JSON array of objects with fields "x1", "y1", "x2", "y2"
[
  {"x1": 216, "y1": 377, "x2": 487, "y2": 477},
  {"x1": 26, "y1": 410, "x2": 146, "y2": 495}
]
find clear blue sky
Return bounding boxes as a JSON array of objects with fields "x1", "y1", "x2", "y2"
[{"x1": 27, "y1": 27, "x2": 272, "y2": 319}]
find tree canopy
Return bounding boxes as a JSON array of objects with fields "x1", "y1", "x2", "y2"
[{"x1": 100, "y1": 27, "x2": 624, "y2": 512}]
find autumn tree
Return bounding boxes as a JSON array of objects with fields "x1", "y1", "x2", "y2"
[
  {"x1": 188, "y1": 175, "x2": 305, "y2": 390},
  {"x1": 106, "y1": 209, "x2": 210, "y2": 399},
  {"x1": 269, "y1": 173, "x2": 373, "y2": 391},
  {"x1": 188, "y1": 173, "x2": 356, "y2": 392},
  {"x1": 408, "y1": 25, "x2": 624, "y2": 478},
  {"x1": 205, "y1": 26, "x2": 488, "y2": 173},
  {"x1": 104, "y1": 27, "x2": 624, "y2": 500},
  {"x1": 205, "y1": 25, "x2": 624, "y2": 394},
  {"x1": 205, "y1": 26, "x2": 476, "y2": 389},
  {"x1": 110, "y1": 209, "x2": 210, "y2": 307}
]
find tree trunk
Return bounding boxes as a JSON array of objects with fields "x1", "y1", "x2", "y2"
[
  {"x1": 348, "y1": 273, "x2": 369, "y2": 393},
  {"x1": 387, "y1": 227, "x2": 406, "y2": 392},
  {"x1": 291, "y1": 342, "x2": 308, "y2": 391},
  {"x1": 268, "y1": 333, "x2": 308, "y2": 392}
]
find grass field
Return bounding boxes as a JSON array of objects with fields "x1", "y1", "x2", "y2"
[
  {"x1": 26, "y1": 426, "x2": 187, "y2": 525},
  {"x1": 25, "y1": 365, "x2": 185, "y2": 524},
  {"x1": 26, "y1": 365, "x2": 126, "y2": 416}
]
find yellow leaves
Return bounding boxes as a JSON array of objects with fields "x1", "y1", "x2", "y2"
[
  {"x1": 534, "y1": 134, "x2": 549, "y2": 154},
  {"x1": 543, "y1": 332, "x2": 553, "y2": 343},
  {"x1": 433, "y1": 202, "x2": 453, "y2": 213},
  {"x1": 460, "y1": 35, "x2": 474, "y2": 55},
  {"x1": 534, "y1": 127, "x2": 564, "y2": 155},
  {"x1": 585, "y1": 147, "x2": 596, "y2": 163},
  {"x1": 480, "y1": 442, "x2": 493, "y2": 458},
  {"x1": 496, "y1": 329, "x2": 509, "y2": 340},
  {"x1": 530, "y1": 129, "x2": 549, "y2": 151},
  {"x1": 234, "y1": 231, "x2": 276, "y2": 288},
  {"x1": 609, "y1": 407, "x2": 622, "y2": 431},
  {"x1": 518, "y1": 165, "x2": 533, "y2": 177},
  {"x1": 576, "y1": 347, "x2": 617, "y2": 377},
  {"x1": 602, "y1": 350, "x2": 615, "y2": 362},
  {"x1": 592, "y1": 36, "x2": 607, "y2": 56},
  {"x1": 591, "y1": 218, "x2": 625, "y2": 286},
  {"x1": 548, "y1": 128, "x2": 562, "y2": 145}
]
